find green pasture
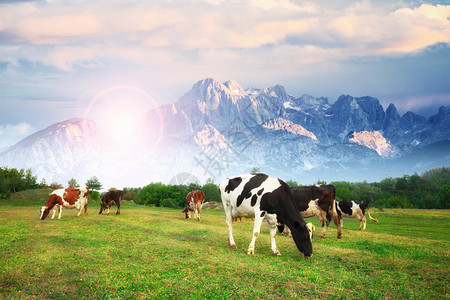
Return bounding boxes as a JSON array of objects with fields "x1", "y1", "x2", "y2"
[{"x1": 0, "y1": 189, "x2": 449, "y2": 299}]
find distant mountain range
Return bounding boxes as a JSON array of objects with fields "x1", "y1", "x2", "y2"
[{"x1": 1, "y1": 78, "x2": 449, "y2": 188}]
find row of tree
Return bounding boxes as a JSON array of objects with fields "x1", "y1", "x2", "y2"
[
  {"x1": 329, "y1": 167, "x2": 449, "y2": 209},
  {"x1": 1, "y1": 166, "x2": 448, "y2": 209},
  {"x1": 123, "y1": 179, "x2": 220, "y2": 208},
  {"x1": 0, "y1": 167, "x2": 104, "y2": 199},
  {"x1": 0, "y1": 167, "x2": 40, "y2": 199}
]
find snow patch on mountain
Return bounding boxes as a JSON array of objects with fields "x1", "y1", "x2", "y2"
[
  {"x1": 194, "y1": 124, "x2": 228, "y2": 149},
  {"x1": 346, "y1": 131, "x2": 397, "y2": 157},
  {"x1": 262, "y1": 118, "x2": 317, "y2": 140}
]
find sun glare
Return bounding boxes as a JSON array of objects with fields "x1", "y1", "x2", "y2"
[{"x1": 83, "y1": 85, "x2": 164, "y2": 146}]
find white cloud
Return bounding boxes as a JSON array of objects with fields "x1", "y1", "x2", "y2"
[
  {"x1": 0, "y1": 0, "x2": 448, "y2": 93},
  {"x1": 0, "y1": 123, "x2": 34, "y2": 150}
]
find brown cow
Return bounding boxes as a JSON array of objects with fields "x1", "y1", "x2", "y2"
[
  {"x1": 287, "y1": 185, "x2": 341, "y2": 238},
  {"x1": 99, "y1": 190, "x2": 123, "y2": 215},
  {"x1": 182, "y1": 190, "x2": 205, "y2": 220}
]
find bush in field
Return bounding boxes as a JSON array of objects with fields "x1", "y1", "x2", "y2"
[
  {"x1": 161, "y1": 198, "x2": 178, "y2": 208},
  {"x1": 123, "y1": 189, "x2": 140, "y2": 203},
  {"x1": 50, "y1": 182, "x2": 63, "y2": 189},
  {"x1": 201, "y1": 182, "x2": 220, "y2": 202},
  {"x1": 90, "y1": 191, "x2": 100, "y2": 201}
]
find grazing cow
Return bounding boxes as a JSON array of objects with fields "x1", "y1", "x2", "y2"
[
  {"x1": 182, "y1": 190, "x2": 205, "y2": 220},
  {"x1": 335, "y1": 200, "x2": 378, "y2": 230},
  {"x1": 289, "y1": 185, "x2": 341, "y2": 239},
  {"x1": 99, "y1": 190, "x2": 123, "y2": 215},
  {"x1": 40, "y1": 187, "x2": 89, "y2": 220},
  {"x1": 219, "y1": 173, "x2": 313, "y2": 258}
]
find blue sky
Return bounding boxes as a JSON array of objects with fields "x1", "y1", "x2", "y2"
[{"x1": 0, "y1": 0, "x2": 449, "y2": 149}]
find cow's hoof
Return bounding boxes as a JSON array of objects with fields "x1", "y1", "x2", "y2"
[
  {"x1": 319, "y1": 234, "x2": 325, "y2": 238},
  {"x1": 247, "y1": 250, "x2": 254, "y2": 255},
  {"x1": 230, "y1": 244, "x2": 237, "y2": 249},
  {"x1": 273, "y1": 250, "x2": 281, "y2": 256}
]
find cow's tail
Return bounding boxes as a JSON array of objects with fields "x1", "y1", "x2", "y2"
[{"x1": 368, "y1": 212, "x2": 378, "y2": 223}]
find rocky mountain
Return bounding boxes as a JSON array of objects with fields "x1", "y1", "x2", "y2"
[{"x1": 0, "y1": 78, "x2": 449, "y2": 188}]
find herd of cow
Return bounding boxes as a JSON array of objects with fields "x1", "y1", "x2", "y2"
[{"x1": 39, "y1": 173, "x2": 377, "y2": 258}]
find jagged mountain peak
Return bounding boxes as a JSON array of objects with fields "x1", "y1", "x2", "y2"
[
  {"x1": 295, "y1": 94, "x2": 330, "y2": 109},
  {"x1": 223, "y1": 80, "x2": 245, "y2": 95}
]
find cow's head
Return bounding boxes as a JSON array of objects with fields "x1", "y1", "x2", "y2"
[
  {"x1": 182, "y1": 207, "x2": 190, "y2": 218},
  {"x1": 99, "y1": 201, "x2": 106, "y2": 214},
  {"x1": 40, "y1": 206, "x2": 50, "y2": 220},
  {"x1": 289, "y1": 220, "x2": 314, "y2": 258}
]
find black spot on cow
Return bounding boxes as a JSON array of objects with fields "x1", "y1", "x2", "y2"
[
  {"x1": 236, "y1": 173, "x2": 268, "y2": 207},
  {"x1": 260, "y1": 211, "x2": 266, "y2": 218},
  {"x1": 251, "y1": 194, "x2": 258, "y2": 206},
  {"x1": 225, "y1": 177, "x2": 242, "y2": 193},
  {"x1": 339, "y1": 200, "x2": 353, "y2": 216},
  {"x1": 257, "y1": 188, "x2": 264, "y2": 195}
]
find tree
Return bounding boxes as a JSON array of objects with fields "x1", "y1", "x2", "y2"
[
  {"x1": 286, "y1": 180, "x2": 299, "y2": 187},
  {"x1": 202, "y1": 183, "x2": 221, "y2": 202},
  {"x1": 68, "y1": 178, "x2": 79, "y2": 188},
  {"x1": 251, "y1": 167, "x2": 261, "y2": 173},
  {"x1": 85, "y1": 176, "x2": 102, "y2": 192}
]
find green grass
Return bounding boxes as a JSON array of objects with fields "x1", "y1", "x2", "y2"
[{"x1": 0, "y1": 189, "x2": 449, "y2": 299}]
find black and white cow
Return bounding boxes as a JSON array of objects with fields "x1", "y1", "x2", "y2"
[
  {"x1": 219, "y1": 173, "x2": 313, "y2": 258},
  {"x1": 335, "y1": 200, "x2": 378, "y2": 230}
]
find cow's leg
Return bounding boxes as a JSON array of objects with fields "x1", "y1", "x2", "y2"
[
  {"x1": 107, "y1": 205, "x2": 110, "y2": 215},
  {"x1": 77, "y1": 208, "x2": 82, "y2": 217},
  {"x1": 58, "y1": 206, "x2": 63, "y2": 219},
  {"x1": 51, "y1": 208, "x2": 57, "y2": 220},
  {"x1": 116, "y1": 202, "x2": 120, "y2": 215},
  {"x1": 318, "y1": 209, "x2": 329, "y2": 238},
  {"x1": 360, "y1": 216, "x2": 367, "y2": 230},
  {"x1": 247, "y1": 215, "x2": 264, "y2": 255},
  {"x1": 193, "y1": 207, "x2": 199, "y2": 221},
  {"x1": 224, "y1": 207, "x2": 236, "y2": 249},
  {"x1": 331, "y1": 203, "x2": 342, "y2": 239},
  {"x1": 197, "y1": 206, "x2": 202, "y2": 221},
  {"x1": 266, "y1": 217, "x2": 281, "y2": 256}
]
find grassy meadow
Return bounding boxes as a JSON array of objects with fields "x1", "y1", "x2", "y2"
[{"x1": 0, "y1": 189, "x2": 449, "y2": 299}]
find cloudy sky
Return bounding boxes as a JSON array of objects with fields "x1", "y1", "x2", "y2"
[{"x1": 1, "y1": 0, "x2": 449, "y2": 149}]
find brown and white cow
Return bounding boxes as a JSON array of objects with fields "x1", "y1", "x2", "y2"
[
  {"x1": 182, "y1": 190, "x2": 205, "y2": 220},
  {"x1": 99, "y1": 190, "x2": 123, "y2": 215},
  {"x1": 287, "y1": 185, "x2": 341, "y2": 239},
  {"x1": 220, "y1": 173, "x2": 313, "y2": 258},
  {"x1": 40, "y1": 187, "x2": 89, "y2": 220},
  {"x1": 335, "y1": 200, "x2": 378, "y2": 230}
]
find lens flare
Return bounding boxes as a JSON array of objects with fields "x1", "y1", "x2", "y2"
[{"x1": 82, "y1": 85, "x2": 164, "y2": 148}]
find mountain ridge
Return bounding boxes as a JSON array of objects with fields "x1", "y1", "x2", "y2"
[{"x1": 0, "y1": 78, "x2": 448, "y2": 188}]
